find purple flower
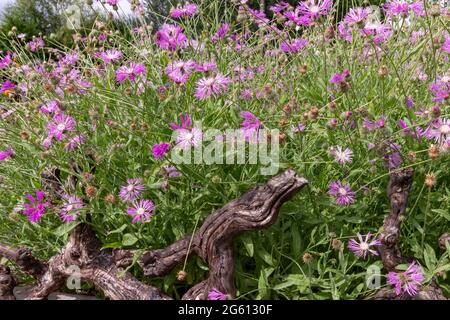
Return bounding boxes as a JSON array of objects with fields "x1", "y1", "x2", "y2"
[
  {"x1": 23, "y1": 190, "x2": 49, "y2": 223},
  {"x1": 161, "y1": 165, "x2": 181, "y2": 178},
  {"x1": 119, "y1": 178, "x2": 146, "y2": 202},
  {"x1": 155, "y1": 24, "x2": 188, "y2": 51},
  {"x1": 208, "y1": 288, "x2": 227, "y2": 300},
  {"x1": 59, "y1": 195, "x2": 84, "y2": 223},
  {"x1": 65, "y1": 135, "x2": 85, "y2": 151},
  {"x1": 422, "y1": 118, "x2": 450, "y2": 145},
  {"x1": 99, "y1": 49, "x2": 123, "y2": 64},
  {"x1": 284, "y1": 8, "x2": 312, "y2": 26},
  {"x1": 387, "y1": 261, "x2": 425, "y2": 296},
  {"x1": 240, "y1": 111, "x2": 262, "y2": 142},
  {"x1": 106, "y1": 0, "x2": 119, "y2": 5},
  {"x1": 1, "y1": 80, "x2": 15, "y2": 95},
  {"x1": 165, "y1": 60, "x2": 196, "y2": 84},
  {"x1": 170, "y1": 114, "x2": 192, "y2": 130},
  {"x1": 116, "y1": 62, "x2": 147, "y2": 83},
  {"x1": 0, "y1": 52, "x2": 12, "y2": 69},
  {"x1": 348, "y1": 232, "x2": 380, "y2": 258},
  {"x1": 127, "y1": 199, "x2": 155, "y2": 224},
  {"x1": 270, "y1": 2, "x2": 290, "y2": 13},
  {"x1": 328, "y1": 181, "x2": 355, "y2": 206},
  {"x1": 170, "y1": 3, "x2": 198, "y2": 18},
  {"x1": 194, "y1": 73, "x2": 231, "y2": 100},
  {"x1": 152, "y1": 143, "x2": 171, "y2": 160},
  {"x1": 362, "y1": 116, "x2": 386, "y2": 131},
  {"x1": 47, "y1": 113, "x2": 76, "y2": 141},
  {"x1": 298, "y1": 0, "x2": 333, "y2": 20},
  {"x1": 0, "y1": 148, "x2": 13, "y2": 161},
  {"x1": 384, "y1": 0, "x2": 410, "y2": 17},
  {"x1": 280, "y1": 38, "x2": 308, "y2": 53},
  {"x1": 27, "y1": 37, "x2": 44, "y2": 52},
  {"x1": 344, "y1": 7, "x2": 370, "y2": 25},
  {"x1": 40, "y1": 100, "x2": 60, "y2": 114},
  {"x1": 329, "y1": 146, "x2": 353, "y2": 164},
  {"x1": 211, "y1": 23, "x2": 230, "y2": 43},
  {"x1": 330, "y1": 69, "x2": 350, "y2": 84},
  {"x1": 442, "y1": 36, "x2": 450, "y2": 54}
]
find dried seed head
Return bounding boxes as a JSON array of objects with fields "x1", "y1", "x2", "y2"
[
  {"x1": 408, "y1": 151, "x2": 417, "y2": 162},
  {"x1": 278, "y1": 117, "x2": 289, "y2": 127},
  {"x1": 104, "y1": 193, "x2": 116, "y2": 204},
  {"x1": 176, "y1": 270, "x2": 187, "y2": 281},
  {"x1": 428, "y1": 144, "x2": 440, "y2": 159},
  {"x1": 331, "y1": 238, "x2": 342, "y2": 250},
  {"x1": 425, "y1": 173, "x2": 436, "y2": 188},
  {"x1": 327, "y1": 101, "x2": 336, "y2": 110},
  {"x1": 85, "y1": 185, "x2": 97, "y2": 198},
  {"x1": 378, "y1": 65, "x2": 389, "y2": 77},
  {"x1": 20, "y1": 131, "x2": 29, "y2": 140},
  {"x1": 299, "y1": 64, "x2": 308, "y2": 74},
  {"x1": 302, "y1": 252, "x2": 313, "y2": 264}
]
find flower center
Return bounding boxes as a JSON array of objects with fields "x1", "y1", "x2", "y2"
[
  {"x1": 66, "y1": 204, "x2": 74, "y2": 211},
  {"x1": 338, "y1": 187, "x2": 347, "y2": 196},
  {"x1": 310, "y1": 5, "x2": 320, "y2": 14},
  {"x1": 440, "y1": 124, "x2": 450, "y2": 135},
  {"x1": 127, "y1": 185, "x2": 135, "y2": 192},
  {"x1": 57, "y1": 123, "x2": 66, "y2": 131},
  {"x1": 136, "y1": 208, "x2": 145, "y2": 215},
  {"x1": 205, "y1": 78, "x2": 215, "y2": 86},
  {"x1": 360, "y1": 242, "x2": 369, "y2": 251},
  {"x1": 185, "y1": 132, "x2": 194, "y2": 141}
]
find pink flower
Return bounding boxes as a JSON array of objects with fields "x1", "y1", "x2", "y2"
[
  {"x1": 208, "y1": 288, "x2": 227, "y2": 300},
  {"x1": 170, "y1": 114, "x2": 192, "y2": 130},
  {"x1": 240, "y1": 111, "x2": 262, "y2": 142},
  {"x1": 116, "y1": 62, "x2": 147, "y2": 83},
  {"x1": 23, "y1": 190, "x2": 49, "y2": 223},
  {"x1": 47, "y1": 113, "x2": 76, "y2": 141},
  {"x1": 40, "y1": 100, "x2": 61, "y2": 114},
  {"x1": 152, "y1": 143, "x2": 171, "y2": 160},
  {"x1": 387, "y1": 261, "x2": 425, "y2": 296},
  {"x1": 106, "y1": 0, "x2": 119, "y2": 5},
  {"x1": 99, "y1": 49, "x2": 123, "y2": 64},
  {"x1": 165, "y1": 60, "x2": 196, "y2": 84},
  {"x1": 65, "y1": 135, "x2": 85, "y2": 151},
  {"x1": 194, "y1": 73, "x2": 231, "y2": 100},
  {"x1": 127, "y1": 199, "x2": 155, "y2": 224},
  {"x1": 280, "y1": 38, "x2": 308, "y2": 53},
  {"x1": 0, "y1": 148, "x2": 13, "y2": 161},
  {"x1": 119, "y1": 178, "x2": 146, "y2": 202},
  {"x1": 59, "y1": 194, "x2": 84, "y2": 223},
  {"x1": 0, "y1": 52, "x2": 12, "y2": 69},
  {"x1": 329, "y1": 146, "x2": 353, "y2": 164},
  {"x1": 1, "y1": 80, "x2": 15, "y2": 94},
  {"x1": 384, "y1": 0, "x2": 410, "y2": 17},
  {"x1": 328, "y1": 181, "x2": 355, "y2": 206},
  {"x1": 298, "y1": 0, "x2": 333, "y2": 20},
  {"x1": 175, "y1": 128, "x2": 202, "y2": 150},
  {"x1": 330, "y1": 69, "x2": 350, "y2": 84},
  {"x1": 348, "y1": 232, "x2": 380, "y2": 258},
  {"x1": 344, "y1": 7, "x2": 370, "y2": 25},
  {"x1": 362, "y1": 116, "x2": 386, "y2": 131},
  {"x1": 422, "y1": 118, "x2": 450, "y2": 145},
  {"x1": 155, "y1": 24, "x2": 188, "y2": 51},
  {"x1": 211, "y1": 23, "x2": 230, "y2": 43},
  {"x1": 170, "y1": 3, "x2": 198, "y2": 18}
]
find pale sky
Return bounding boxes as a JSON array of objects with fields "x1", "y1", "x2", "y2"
[{"x1": 0, "y1": 0, "x2": 134, "y2": 17}]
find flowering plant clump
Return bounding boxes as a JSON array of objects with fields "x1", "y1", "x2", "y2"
[{"x1": 0, "y1": 0, "x2": 449, "y2": 300}]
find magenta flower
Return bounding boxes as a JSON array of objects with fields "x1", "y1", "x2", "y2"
[
  {"x1": 328, "y1": 181, "x2": 355, "y2": 206},
  {"x1": 362, "y1": 116, "x2": 386, "y2": 131},
  {"x1": 442, "y1": 36, "x2": 450, "y2": 55},
  {"x1": 194, "y1": 73, "x2": 231, "y2": 100},
  {"x1": 47, "y1": 113, "x2": 76, "y2": 141},
  {"x1": 1, "y1": 80, "x2": 15, "y2": 94},
  {"x1": 208, "y1": 288, "x2": 227, "y2": 300},
  {"x1": 0, "y1": 52, "x2": 12, "y2": 69},
  {"x1": 119, "y1": 178, "x2": 146, "y2": 202},
  {"x1": 161, "y1": 165, "x2": 181, "y2": 178},
  {"x1": 348, "y1": 232, "x2": 380, "y2": 258},
  {"x1": 211, "y1": 23, "x2": 230, "y2": 43},
  {"x1": 240, "y1": 111, "x2": 262, "y2": 142},
  {"x1": 40, "y1": 100, "x2": 60, "y2": 114},
  {"x1": 23, "y1": 190, "x2": 49, "y2": 223},
  {"x1": 280, "y1": 38, "x2": 308, "y2": 53},
  {"x1": 116, "y1": 62, "x2": 147, "y2": 83},
  {"x1": 170, "y1": 3, "x2": 198, "y2": 18},
  {"x1": 99, "y1": 49, "x2": 123, "y2": 64},
  {"x1": 27, "y1": 37, "x2": 44, "y2": 52},
  {"x1": 106, "y1": 0, "x2": 119, "y2": 5},
  {"x1": 152, "y1": 143, "x2": 171, "y2": 160},
  {"x1": 59, "y1": 195, "x2": 84, "y2": 223},
  {"x1": 65, "y1": 135, "x2": 85, "y2": 151},
  {"x1": 387, "y1": 261, "x2": 425, "y2": 296},
  {"x1": 329, "y1": 146, "x2": 353, "y2": 164},
  {"x1": 127, "y1": 199, "x2": 155, "y2": 224},
  {"x1": 155, "y1": 24, "x2": 188, "y2": 51},
  {"x1": 344, "y1": 7, "x2": 370, "y2": 25},
  {"x1": 422, "y1": 118, "x2": 450, "y2": 145},
  {"x1": 284, "y1": 7, "x2": 312, "y2": 26},
  {"x1": 0, "y1": 148, "x2": 13, "y2": 161},
  {"x1": 298, "y1": 0, "x2": 333, "y2": 20},
  {"x1": 330, "y1": 69, "x2": 350, "y2": 84},
  {"x1": 165, "y1": 60, "x2": 196, "y2": 84},
  {"x1": 170, "y1": 114, "x2": 192, "y2": 130},
  {"x1": 384, "y1": 0, "x2": 410, "y2": 17}
]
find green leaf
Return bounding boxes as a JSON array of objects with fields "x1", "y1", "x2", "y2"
[
  {"x1": 54, "y1": 221, "x2": 80, "y2": 237},
  {"x1": 257, "y1": 247, "x2": 274, "y2": 266},
  {"x1": 122, "y1": 233, "x2": 138, "y2": 246},
  {"x1": 108, "y1": 224, "x2": 127, "y2": 235},
  {"x1": 240, "y1": 235, "x2": 254, "y2": 257}
]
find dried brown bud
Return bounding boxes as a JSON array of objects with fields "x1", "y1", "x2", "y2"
[
  {"x1": 331, "y1": 238, "x2": 342, "y2": 250},
  {"x1": 302, "y1": 252, "x2": 313, "y2": 264},
  {"x1": 408, "y1": 151, "x2": 417, "y2": 162},
  {"x1": 428, "y1": 144, "x2": 440, "y2": 159},
  {"x1": 85, "y1": 185, "x2": 97, "y2": 198},
  {"x1": 299, "y1": 64, "x2": 308, "y2": 74},
  {"x1": 425, "y1": 173, "x2": 436, "y2": 188},
  {"x1": 176, "y1": 270, "x2": 187, "y2": 281},
  {"x1": 20, "y1": 131, "x2": 29, "y2": 140},
  {"x1": 104, "y1": 193, "x2": 116, "y2": 204},
  {"x1": 278, "y1": 117, "x2": 289, "y2": 127},
  {"x1": 378, "y1": 65, "x2": 389, "y2": 77}
]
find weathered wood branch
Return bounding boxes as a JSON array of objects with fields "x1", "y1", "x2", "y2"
[
  {"x1": 0, "y1": 265, "x2": 16, "y2": 300},
  {"x1": 372, "y1": 168, "x2": 447, "y2": 300},
  {"x1": 138, "y1": 168, "x2": 309, "y2": 300}
]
